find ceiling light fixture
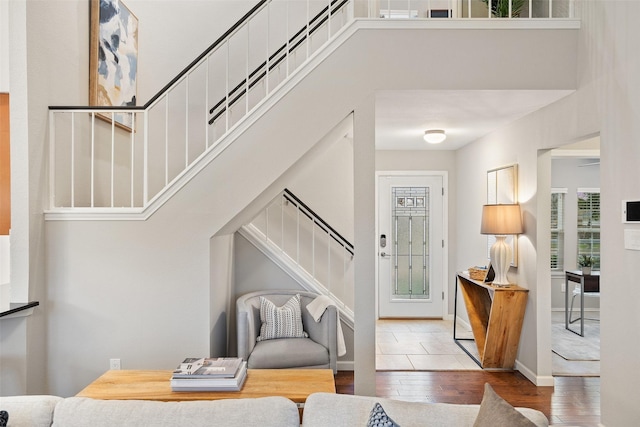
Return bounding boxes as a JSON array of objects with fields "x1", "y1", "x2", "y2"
[{"x1": 424, "y1": 129, "x2": 446, "y2": 144}]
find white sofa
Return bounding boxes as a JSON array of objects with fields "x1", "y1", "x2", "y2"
[
  {"x1": 302, "y1": 392, "x2": 549, "y2": 426},
  {"x1": 0, "y1": 390, "x2": 549, "y2": 427},
  {"x1": 0, "y1": 395, "x2": 299, "y2": 427}
]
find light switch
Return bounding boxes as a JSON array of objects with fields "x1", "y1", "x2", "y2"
[{"x1": 624, "y1": 229, "x2": 640, "y2": 251}]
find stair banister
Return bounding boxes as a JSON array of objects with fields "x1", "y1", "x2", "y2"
[
  {"x1": 48, "y1": 0, "x2": 356, "y2": 211},
  {"x1": 46, "y1": 0, "x2": 573, "y2": 212},
  {"x1": 208, "y1": 0, "x2": 350, "y2": 125},
  {"x1": 283, "y1": 189, "x2": 354, "y2": 256},
  {"x1": 243, "y1": 189, "x2": 355, "y2": 320}
]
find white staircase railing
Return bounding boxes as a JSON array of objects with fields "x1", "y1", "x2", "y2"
[
  {"x1": 48, "y1": 0, "x2": 354, "y2": 211},
  {"x1": 47, "y1": 0, "x2": 574, "y2": 213},
  {"x1": 241, "y1": 189, "x2": 355, "y2": 323}
]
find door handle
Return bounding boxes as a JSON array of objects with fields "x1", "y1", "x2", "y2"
[{"x1": 380, "y1": 252, "x2": 390, "y2": 258}]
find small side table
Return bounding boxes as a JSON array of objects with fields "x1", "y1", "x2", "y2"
[{"x1": 454, "y1": 273, "x2": 528, "y2": 369}]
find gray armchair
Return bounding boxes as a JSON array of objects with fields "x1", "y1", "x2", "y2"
[{"x1": 236, "y1": 290, "x2": 337, "y2": 374}]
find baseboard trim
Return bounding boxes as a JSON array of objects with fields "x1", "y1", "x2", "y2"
[
  {"x1": 337, "y1": 361, "x2": 354, "y2": 371},
  {"x1": 515, "y1": 360, "x2": 555, "y2": 386}
]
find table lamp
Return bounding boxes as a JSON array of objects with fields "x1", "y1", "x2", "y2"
[{"x1": 480, "y1": 204, "x2": 523, "y2": 287}]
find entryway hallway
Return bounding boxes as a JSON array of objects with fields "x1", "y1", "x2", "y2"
[{"x1": 376, "y1": 319, "x2": 480, "y2": 371}]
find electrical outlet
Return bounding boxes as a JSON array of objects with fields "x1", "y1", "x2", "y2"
[
  {"x1": 561, "y1": 283, "x2": 566, "y2": 292},
  {"x1": 109, "y1": 358, "x2": 121, "y2": 370}
]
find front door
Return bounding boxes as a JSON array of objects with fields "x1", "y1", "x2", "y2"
[{"x1": 378, "y1": 174, "x2": 444, "y2": 318}]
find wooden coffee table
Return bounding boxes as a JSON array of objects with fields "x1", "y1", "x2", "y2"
[{"x1": 77, "y1": 369, "x2": 335, "y2": 409}]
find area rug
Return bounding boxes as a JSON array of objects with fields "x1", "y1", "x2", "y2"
[{"x1": 551, "y1": 321, "x2": 600, "y2": 361}]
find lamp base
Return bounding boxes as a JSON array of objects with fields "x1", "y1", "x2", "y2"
[{"x1": 490, "y1": 235, "x2": 512, "y2": 286}]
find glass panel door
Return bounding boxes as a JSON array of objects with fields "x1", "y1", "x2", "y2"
[
  {"x1": 392, "y1": 186, "x2": 429, "y2": 300},
  {"x1": 378, "y1": 175, "x2": 444, "y2": 318}
]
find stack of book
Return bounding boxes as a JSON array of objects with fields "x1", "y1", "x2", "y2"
[{"x1": 170, "y1": 357, "x2": 247, "y2": 392}]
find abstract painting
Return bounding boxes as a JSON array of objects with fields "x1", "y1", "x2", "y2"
[{"x1": 90, "y1": 0, "x2": 138, "y2": 130}]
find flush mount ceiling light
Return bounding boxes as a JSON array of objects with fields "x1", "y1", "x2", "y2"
[{"x1": 423, "y1": 129, "x2": 446, "y2": 144}]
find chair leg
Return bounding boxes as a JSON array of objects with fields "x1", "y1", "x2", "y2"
[
  {"x1": 569, "y1": 293, "x2": 579, "y2": 324},
  {"x1": 569, "y1": 294, "x2": 600, "y2": 323}
]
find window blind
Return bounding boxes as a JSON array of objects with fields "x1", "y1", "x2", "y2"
[
  {"x1": 577, "y1": 188, "x2": 600, "y2": 269},
  {"x1": 550, "y1": 189, "x2": 566, "y2": 270}
]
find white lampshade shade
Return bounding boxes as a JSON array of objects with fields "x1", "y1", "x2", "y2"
[
  {"x1": 423, "y1": 129, "x2": 446, "y2": 144},
  {"x1": 480, "y1": 204, "x2": 523, "y2": 286},
  {"x1": 480, "y1": 204, "x2": 523, "y2": 236}
]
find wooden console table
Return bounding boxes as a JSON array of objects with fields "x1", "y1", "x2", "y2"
[
  {"x1": 77, "y1": 369, "x2": 335, "y2": 415},
  {"x1": 454, "y1": 273, "x2": 528, "y2": 369}
]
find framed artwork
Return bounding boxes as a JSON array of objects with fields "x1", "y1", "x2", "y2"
[
  {"x1": 487, "y1": 164, "x2": 518, "y2": 266},
  {"x1": 89, "y1": 0, "x2": 138, "y2": 131}
]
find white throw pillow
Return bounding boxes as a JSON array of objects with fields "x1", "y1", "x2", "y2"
[{"x1": 257, "y1": 294, "x2": 308, "y2": 341}]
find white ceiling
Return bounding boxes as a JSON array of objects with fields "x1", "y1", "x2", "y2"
[{"x1": 375, "y1": 90, "x2": 574, "y2": 151}]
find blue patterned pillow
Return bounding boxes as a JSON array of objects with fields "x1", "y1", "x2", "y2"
[
  {"x1": 257, "y1": 294, "x2": 308, "y2": 341},
  {"x1": 367, "y1": 402, "x2": 400, "y2": 427}
]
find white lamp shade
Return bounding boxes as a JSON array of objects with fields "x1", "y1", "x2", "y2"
[
  {"x1": 480, "y1": 204, "x2": 523, "y2": 235},
  {"x1": 480, "y1": 204, "x2": 523, "y2": 286}
]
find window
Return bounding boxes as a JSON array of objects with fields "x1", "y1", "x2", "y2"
[
  {"x1": 551, "y1": 189, "x2": 566, "y2": 270},
  {"x1": 577, "y1": 189, "x2": 600, "y2": 270}
]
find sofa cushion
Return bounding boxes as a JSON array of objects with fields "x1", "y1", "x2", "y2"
[
  {"x1": 301, "y1": 392, "x2": 549, "y2": 427},
  {"x1": 248, "y1": 337, "x2": 329, "y2": 369},
  {"x1": 257, "y1": 294, "x2": 308, "y2": 341},
  {"x1": 51, "y1": 396, "x2": 299, "y2": 427},
  {"x1": 473, "y1": 383, "x2": 536, "y2": 427},
  {"x1": 0, "y1": 395, "x2": 63, "y2": 427}
]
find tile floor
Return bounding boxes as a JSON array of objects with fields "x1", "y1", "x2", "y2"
[
  {"x1": 376, "y1": 314, "x2": 600, "y2": 376},
  {"x1": 375, "y1": 318, "x2": 481, "y2": 371}
]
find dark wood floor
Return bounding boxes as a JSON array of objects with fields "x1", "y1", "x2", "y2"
[{"x1": 335, "y1": 371, "x2": 601, "y2": 426}]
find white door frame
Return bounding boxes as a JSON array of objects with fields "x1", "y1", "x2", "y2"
[{"x1": 375, "y1": 171, "x2": 449, "y2": 319}]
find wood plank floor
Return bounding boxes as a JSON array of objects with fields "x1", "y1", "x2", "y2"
[{"x1": 335, "y1": 371, "x2": 601, "y2": 426}]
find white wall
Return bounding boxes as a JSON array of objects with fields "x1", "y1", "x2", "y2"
[
  {"x1": 0, "y1": 0, "x2": 9, "y2": 92},
  {"x1": 581, "y1": 1, "x2": 640, "y2": 424},
  {"x1": 0, "y1": 236, "x2": 8, "y2": 285},
  {"x1": 288, "y1": 136, "x2": 355, "y2": 243},
  {"x1": 0, "y1": 0, "x2": 9, "y2": 308}
]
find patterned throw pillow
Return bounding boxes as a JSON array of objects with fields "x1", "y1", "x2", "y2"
[
  {"x1": 473, "y1": 383, "x2": 536, "y2": 427},
  {"x1": 367, "y1": 402, "x2": 400, "y2": 427},
  {"x1": 256, "y1": 294, "x2": 308, "y2": 341},
  {"x1": 0, "y1": 410, "x2": 8, "y2": 427}
]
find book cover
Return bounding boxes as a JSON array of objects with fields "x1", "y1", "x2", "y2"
[
  {"x1": 171, "y1": 362, "x2": 247, "y2": 391},
  {"x1": 172, "y1": 357, "x2": 243, "y2": 379}
]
